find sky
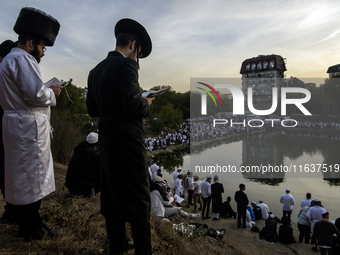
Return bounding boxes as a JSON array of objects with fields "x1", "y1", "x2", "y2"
[{"x1": 1, "y1": 0, "x2": 340, "y2": 92}]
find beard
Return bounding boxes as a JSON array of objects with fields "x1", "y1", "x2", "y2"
[{"x1": 30, "y1": 46, "x2": 42, "y2": 63}]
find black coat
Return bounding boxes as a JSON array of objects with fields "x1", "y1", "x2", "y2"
[
  {"x1": 211, "y1": 182, "x2": 224, "y2": 213},
  {"x1": 87, "y1": 51, "x2": 151, "y2": 221},
  {"x1": 65, "y1": 141, "x2": 100, "y2": 196},
  {"x1": 234, "y1": 190, "x2": 249, "y2": 210}
]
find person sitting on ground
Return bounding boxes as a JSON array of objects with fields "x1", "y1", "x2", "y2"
[
  {"x1": 65, "y1": 132, "x2": 100, "y2": 198},
  {"x1": 150, "y1": 176, "x2": 200, "y2": 219},
  {"x1": 150, "y1": 176, "x2": 168, "y2": 201},
  {"x1": 247, "y1": 204, "x2": 255, "y2": 221},
  {"x1": 277, "y1": 216, "x2": 296, "y2": 244},
  {"x1": 259, "y1": 213, "x2": 278, "y2": 243},
  {"x1": 241, "y1": 208, "x2": 255, "y2": 228},
  {"x1": 258, "y1": 200, "x2": 270, "y2": 220},
  {"x1": 166, "y1": 186, "x2": 173, "y2": 201},
  {"x1": 221, "y1": 196, "x2": 237, "y2": 219},
  {"x1": 251, "y1": 201, "x2": 262, "y2": 221}
]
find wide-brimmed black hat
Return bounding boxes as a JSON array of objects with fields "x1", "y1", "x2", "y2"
[
  {"x1": 114, "y1": 18, "x2": 152, "y2": 58},
  {"x1": 13, "y1": 7, "x2": 60, "y2": 46},
  {"x1": 0, "y1": 40, "x2": 17, "y2": 58}
]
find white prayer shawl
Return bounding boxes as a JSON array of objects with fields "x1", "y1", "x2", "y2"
[{"x1": 0, "y1": 48, "x2": 56, "y2": 205}]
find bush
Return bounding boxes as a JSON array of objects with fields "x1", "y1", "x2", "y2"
[{"x1": 50, "y1": 109, "x2": 85, "y2": 164}]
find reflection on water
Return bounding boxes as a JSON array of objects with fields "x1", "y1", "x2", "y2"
[
  {"x1": 152, "y1": 130, "x2": 340, "y2": 222},
  {"x1": 153, "y1": 130, "x2": 340, "y2": 186}
]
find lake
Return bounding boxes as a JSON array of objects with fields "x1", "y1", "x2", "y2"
[{"x1": 151, "y1": 130, "x2": 340, "y2": 223}]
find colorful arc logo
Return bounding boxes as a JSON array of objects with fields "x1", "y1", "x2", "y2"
[{"x1": 196, "y1": 82, "x2": 222, "y2": 107}]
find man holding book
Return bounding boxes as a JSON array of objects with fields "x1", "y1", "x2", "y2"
[{"x1": 87, "y1": 18, "x2": 154, "y2": 255}]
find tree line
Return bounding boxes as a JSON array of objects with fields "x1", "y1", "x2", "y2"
[{"x1": 50, "y1": 81, "x2": 189, "y2": 164}]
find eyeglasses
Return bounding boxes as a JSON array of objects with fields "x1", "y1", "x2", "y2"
[{"x1": 39, "y1": 44, "x2": 47, "y2": 52}]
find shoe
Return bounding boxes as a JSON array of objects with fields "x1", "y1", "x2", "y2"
[
  {"x1": 213, "y1": 217, "x2": 218, "y2": 221},
  {"x1": 204, "y1": 216, "x2": 211, "y2": 220},
  {"x1": 218, "y1": 228, "x2": 226, "y2": 239}
]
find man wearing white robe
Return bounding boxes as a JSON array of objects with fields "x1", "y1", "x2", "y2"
[{"x1": 0, "y1": 7, "x2": 62, "y2": 241}]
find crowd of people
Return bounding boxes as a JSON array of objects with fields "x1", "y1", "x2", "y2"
[
  {"x1": 148, "y1": 163, "x2": 340, "y2": 254},
  {"x1": 145, "y1": 128, "x2": 190, "y2": 151}
]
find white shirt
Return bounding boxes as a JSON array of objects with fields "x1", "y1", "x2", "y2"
[
  {"x1": 174, "y1": 177, "x2": 183, "y2": 196},
  {"x1": 201, "y1": 181, "x2": 211, "y2": 198},
  {"x1": 280, "y1": 193, "x2": 295, "y2": 211},
  {"x1": 301, "y1": 198, "x2": 312, "y2": 208},
  {"x1": 194, "y1": 180, "x2": 202, "y2": 194},
  {"x1": 149, "y1": 163, "x2": 159, "y2": 175},
  {"x1": 173, "y1": 171, "x2": 181, "y2": 181},
  {"x1": 258, "y1": 202, "x2": 270, "y2": 219}
]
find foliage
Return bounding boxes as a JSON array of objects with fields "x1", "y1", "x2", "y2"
[
  {"x1": 147, "y1": 85, "x2": 188, "y2": 132},
  {"x1": 158, "y1": 103, "x2": 183, "y2": 131},
  {"x1": 50, "y1": 79, "x2": 97, "y2": 164}
]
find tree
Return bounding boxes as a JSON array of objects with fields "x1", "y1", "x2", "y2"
[
  {"x1": 50, "y1": 79, "x2": 96, "y2": 164},
  {"x1": 158, "y1": 103, "x2": 183, "y2": 131}
]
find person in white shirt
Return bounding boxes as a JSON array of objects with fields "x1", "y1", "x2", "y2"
[
  {"x1": 258, "y1": 200, "x2": 270, "y2": 220},
  {"x1": 193, "y1": 176, "x2": 202, "y2": 212},
  {"x1": 280, "y1": 188, "x2": 295, "y2": 220},
  {"x1": 300, "y1": 192, "x2": 312, "y2": 208},
  {"x1": 306, "y1": 198, "x2": 326, "y2": 235},
  {"x1": 201, "y1": 176, "x2": 212, "y2": 219},
  {"x1": 174, "y1": 173, "x2": 184, "y2": 198},
  {"x1": 173, "y1": 167, "x2": 182, "y2": 182},
  {"x1": 149, "y1": 161, "x2": 159, "y2": 177}
]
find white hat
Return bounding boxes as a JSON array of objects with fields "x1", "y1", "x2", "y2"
[
  {"x1": 86, "y1": 132, "x2": 98, "y2": 144},
  {"x1": 286, "y1": 188, "x2": 290, "y2": 192},
  {"x1": 177, "y1": 167, "x2": 182, "y2": 171},
  {"x1": 154, "y1": 176, "x2": 164, "y2": 183},
  {"x1": 270, "y1": 214, "x2": 275, "y2": 219},
  {"x1": 251, "y1": 201, "x2": 256, "y2": 205}
]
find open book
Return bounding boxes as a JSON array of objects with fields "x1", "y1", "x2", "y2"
[
  {"x1": 44, "y1": 77, "x2": 67, "y2": 87},
  {"x1": 142, "y1": 87, "x2": 170, "y2": 98}
]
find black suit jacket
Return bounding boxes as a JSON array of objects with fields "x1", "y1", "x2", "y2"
[
  {"x1": 234, "y1": 190, "x2": 249, "y2": 210},
  {"x1": 87, "y1": 51, "x2": 151, "y2": 220}
]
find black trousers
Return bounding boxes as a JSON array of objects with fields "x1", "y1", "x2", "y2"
[
  {"x1": 187, "y1": 189, "x2": 193, "y2": 206},
  {"x1": 105, "y1": 215, "x2": 152, "y2": 255},
  {"x1": 298, "y1": 223, "x2": 310, "y2": 244},
  {"x1": 15, "y1": 199, "x2": 45, "y2": 240},
  {"x1": 237, "y1": 207, "x2": 247, "y2": 227},
  {"x1": 283, "y1": 210, "x2": 292, "y2": 220},
  {"x1": 202, "y1": 196, "x2": 212, "y2": 218}
]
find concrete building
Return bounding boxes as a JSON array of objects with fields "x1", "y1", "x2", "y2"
[
  {"x1": 327, "y1": 64, "x2": 340, "y2": 78},
  {"x1": 240, "y1": 55, "x2": 286, "y2": 111}
]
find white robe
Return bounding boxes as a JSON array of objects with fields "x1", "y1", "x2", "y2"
[{"x1": 0, "y1": 48, "x2": 56, "y2": 205}]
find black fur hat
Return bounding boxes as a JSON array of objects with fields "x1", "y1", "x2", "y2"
[
  {"x1": 115, "y1": 18, "x2": 152, "y2": 58},
  {"x1": 13, "y1": 7, "x2": 60, "y2": 46}
]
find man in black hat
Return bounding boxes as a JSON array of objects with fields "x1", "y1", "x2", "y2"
[
  {"x1": 0, "y1": 7, "x2": 62, "y2": 241},
  {"x1": 87, "y1": 18, "x2": 154, "y2": 255}
]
